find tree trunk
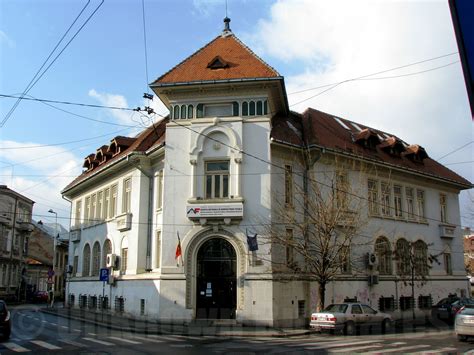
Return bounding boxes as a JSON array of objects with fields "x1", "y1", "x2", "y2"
[{"x1": 317, "y1": 281, "x2": 326, "y2": 312}]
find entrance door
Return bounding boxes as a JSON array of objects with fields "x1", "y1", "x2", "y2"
[{"x1": 196, "y1": 238, "x2": 236, "y2": 319}]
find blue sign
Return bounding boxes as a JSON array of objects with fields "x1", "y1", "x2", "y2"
[{"x1": 99, "y1": 268, "x2": 109, "y2": 282}]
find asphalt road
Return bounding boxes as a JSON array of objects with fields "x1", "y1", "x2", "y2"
[{"x1": 2, "y1": 306, "x2": 474, "y2": 354}]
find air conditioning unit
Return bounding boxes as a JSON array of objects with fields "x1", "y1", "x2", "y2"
[
  {"x1": 367, "y1": 253, "x2": 378, "y2": 268},
  {"x1": 106, "y1": 254, "x2": 118, "y2": 269}
]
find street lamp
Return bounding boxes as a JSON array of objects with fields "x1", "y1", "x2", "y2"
[{"x1": 48, "y1": 209, "x2": 57, "y2": 308}]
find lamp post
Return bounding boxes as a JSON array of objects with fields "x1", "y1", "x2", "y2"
[{"x1": 48, "y1": 209, "x2": 57, "y2": 308}]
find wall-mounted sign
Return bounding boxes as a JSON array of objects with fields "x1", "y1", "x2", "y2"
[{"x1": 186, "y1": 203, "x2": 243, "y2": 219}]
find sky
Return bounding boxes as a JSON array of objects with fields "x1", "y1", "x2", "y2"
[{"x1": 0, "y1": 0, "x2": 472, "y2": 230}]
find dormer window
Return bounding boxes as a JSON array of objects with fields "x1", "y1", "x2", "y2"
[
  {"x1": 402, "y1": 144, "x2": 428, "y2": 163},
  {"x1": 355, "y1": 128, "x2": 381, "y2": 150},
  {"x1": 379, "y1": 137, "x2": 405, "y2": 157},
  {"x1": 207, "y1": 56, "x2": 229, "y2": 70}
]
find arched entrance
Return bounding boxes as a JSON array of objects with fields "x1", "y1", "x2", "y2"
[{"x1": 196, "y1": 238, "x2": 236, "y2": 319}]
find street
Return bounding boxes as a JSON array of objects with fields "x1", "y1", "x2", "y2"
[{"x1": 0, "y1": 306, "x2": 472, "y2": 354}]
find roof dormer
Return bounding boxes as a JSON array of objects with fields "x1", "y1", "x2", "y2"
[
  {"x1": 95, "y1": 145, "x2": 112, "y2": 165},
  {"x1": 355, "y1": 128, "x2": 381, "y2": 150},
  {"x1": 378, "y1": 136, "x2": 406, "y2": 157},
  {"x1": 108, "y1": 136, "x2": 136, "y2": 156},
  {"x1": 207, "y1": 56, "x2": 229, "y2": 70},
  {"x1": 83, "y1": 154, "x2": 98, "y2": 171},
  {"x1": 402, "y1": 144, "x2": 428, "y2": 163}
]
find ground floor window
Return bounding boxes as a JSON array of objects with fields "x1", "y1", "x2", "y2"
[
  {"x1": 418, "y1": 295, "x2": 432, "y2": 309},
  {"x1": 378, "y1": 296, "x2": 396, "y2": 312},
  {"x1": 399, "y1": 296, "x2": 414, "y2": 311}
]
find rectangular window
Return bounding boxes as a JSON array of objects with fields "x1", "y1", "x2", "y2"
[
  {"x1": 399, "y1": 296, "x2": 414, "y2": 311},
  {"x1": 380, "y1": 182, "x2": 391, "y2": 216},
  {"x1": 123, "y1": 178, "x2": 132, "y2": 213},
  {"x1": 155, "y1": 231, "x2": 161, "y2": 269},
  {"x1": 285, "y1": 165, "x2": 293, "y2": 206},
  {"x1": 205, "y1": 161, "x2": 229, "y2": 199},
  {"x1": 104, "y1": 188, "x2": 110, "y2": 219},
  {"x1": 368, "y1": 179, "x2": 379, "y2": 215},
  {"x1": 73, "y1": 256, "x2": 79, "y2": 276},
  {"x1": 340, "y1": 245, "x2": 351, "y2": 274},
  {"x1": 110, "y1": 184, "x2": 117, "y2": 217},
  {"x1": 298, "y1": 300, "x2": 305, "y2": 318},
  {"x1": 335, "y1": 172, "x2": 348, "y2": 209},
  {"x1": 440, "y1": 194, "x2": 447, "y2": 223},
  {"x1": 417, "y1": 190, "x2": 425, "y2": 220},
  {"x1": 97, "y1": 191, "x2": 103, "y2": 220},
  {"x1": 121, "y1": 248, "x2": 128, "y2": 273},
  {"x1": 85, "y1": 196, "x2": 91, "y2": 225},
  {"x1": 393, "y1": 185, "x2": 403, "y2": 218},
  {"x1": 75, "y1": 200, "x2": 82, "y2": 226},
  {"x1": 405, "y1": 187, "x2": 415, "y2": 219},
  {"x1": 286, "y1": 228, "x2": 294, "y2": 267},
  {"x1": 91, "y1": 193, "x2": 97, "y2": 223},
  {"x1": 156, "y1": 171, "x2": 163, "y2": 210},
  {"x1": 444, "y1": 253, "x2": 452, "y2": 275},
  {"x1": 418, "y1": 295, "x2": 433, "y2": 309}
]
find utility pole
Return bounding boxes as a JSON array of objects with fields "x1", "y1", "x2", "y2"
[{"x1": 48, "y1": 209, "x2": 57, "y2": 308}]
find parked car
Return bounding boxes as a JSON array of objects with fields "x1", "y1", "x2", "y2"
[
  {"x1": 310, "y1": 303, "x2": 392, "y2": 335},
  {"x1": 0, "y1": 301, "x2": 11, "y2": 340},
  {"x1": 455, "y1": 305, "x2": 474, "y2": 341},
  {"x1": 32, "y1": 291, "x2": 49, "y2": 303},
  {"x1": 431, "y1": 296, "x2": 474, "y2": 323}
]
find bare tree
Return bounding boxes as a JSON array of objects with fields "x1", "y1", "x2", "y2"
[{"x1": 259, "y1": 154, "x2": 370, "y2": 311}]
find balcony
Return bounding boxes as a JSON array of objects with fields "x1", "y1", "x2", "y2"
[
  {"x1": 70, "y1": 229, "x2": 81, "y2": 243},
  {"x1": 439, "y1": 224, "x2": 456, "y2": 238},
  {"x1": 17, "y1": 221, "x2": 33, "y2": 233},
  {"x1": 116, "y1": 213, "x2": 132, "y2": 232}
]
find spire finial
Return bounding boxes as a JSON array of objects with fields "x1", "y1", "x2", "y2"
[{"x1": 223, "y1": 16, "x2": 231, "y2": 34}]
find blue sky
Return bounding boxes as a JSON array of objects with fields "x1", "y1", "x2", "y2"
[{"x1": 0, "y1": 0, "x2": 473, "y2": 229}]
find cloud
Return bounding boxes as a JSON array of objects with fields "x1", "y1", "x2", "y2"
[
  {"x1": 192, "y1": 0, "x2": 224, "y2": 16},
  {"x1": 88, "y1": 89, "x2": 138, "y2": 127},
  {"x1": 0, "y1": 30, "x2": 15, "y2": 48}
]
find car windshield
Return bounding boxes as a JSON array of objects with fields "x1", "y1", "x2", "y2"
[{"x1": 323, "y1": 304, "x2": 348, "y2": 313}]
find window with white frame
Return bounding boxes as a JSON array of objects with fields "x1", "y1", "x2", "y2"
[
  {"x1": 104, "y1": 188, "x2": 110, "y2": 219},
  {"x1": 155, "y1": 230, "x2": 161, "y2": 269},
  {"x1": 417, "y1": 190, "x2": 425, "y2": 220},
  {"x1": 123, "y1": 178, "x2": 132, "y2": 213},
  {"x1": 91, "y1": 193, "x2": 97, "y2": 223},
  {"x1": 368, "y1": 179, "x2": 378, "y2": 215},
  {"x1": 375, "y1": 236, "x2": 392, "y2": 275},
  {"x1": 414, "y1": 240, "x2": 428, "y2": 276},
  {"x1": 340, "y1": 245, "x2": 351, "y2": 274},
  {"x1": 121, "y1": 247, "x2": 128, "y2": 274},
  {"x1": 73, "y1": 255, "x2": 79, "y2": 276},
  {"x1": 405, "y1": 187, "x2": 415, "y2": 219},
  {"x1": 285, "y1": 165, "x2": 293, "y2": 206},
  {"x1": 380, "y1": 182, "x2": 391, "y2": 216},
  {"x1": 82, "y1": 244, "x2": 91, "y2": 276},
  {"x1": 440, "y1": 194, "x2": 447, "y2": 223},
  {"x1": 97, "y1": 191, "x2": 103, "y2": 220},
  {"x1": 205, "y1": 161, "x2": 229, "y2": 199},
  {"x1": 85, "y1": 196, "x2": 91, "y2": 225},
  {"x1": 91, "y1": 242, "x2": 101, "y2": 276},
  {"x1": 110, "y1": 184, "x2": 117, "y2": 217},
  {"x1": 103, "y1": 239, "x2": 112, "y2": 268},
  {"x1": 156, "y1": 171, "x2": 163, "y2": 210},
  {"x1": 74, "y1": 200, "x2": 82, "y2": 227},
  {"x1": 335, "y1": 172, "x2": 348, "y2": 209},
  {"x1": 393, "y1": 185, "x2": 403, "y2": 218},
  {"x1": 444, "y1": 252, "x2": 452, "y2": 275},
  {"x1": 396, "y1": 238, "x2": 410, "y2": 276}
]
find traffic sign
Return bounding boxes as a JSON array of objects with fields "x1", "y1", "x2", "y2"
[{"x1": 99, "y1": 268, "x2": 109, "y2": 282}]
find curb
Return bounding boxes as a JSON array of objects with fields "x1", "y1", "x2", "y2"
[{"x1": 40, "y1": 309, "x2": 311, "y2": 337}]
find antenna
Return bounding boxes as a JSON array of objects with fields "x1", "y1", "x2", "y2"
[{"x1": 225, "y1": 0, "x2": 228, "y2": 18}]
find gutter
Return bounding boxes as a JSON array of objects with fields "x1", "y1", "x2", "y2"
[{"x1": 150, "y1": 76, "x2": 284, "y2": 88}]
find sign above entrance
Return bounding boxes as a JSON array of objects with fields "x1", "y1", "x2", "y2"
[{"x1": 186, "y1": 203, "x2": 243, "y2": 219}]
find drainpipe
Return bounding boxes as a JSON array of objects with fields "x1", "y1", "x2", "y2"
[
  {"x1": 126, "y1": 153, "x2": 153, "y2": 271},
  {"x1": 62, "y1": 194, "x2": 72, "y2": 306}
]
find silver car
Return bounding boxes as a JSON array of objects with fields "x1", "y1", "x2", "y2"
[
  {"x1": 455, "y1": 305, "x2": 474, "y2": 341},
  {"x1": 310, "y1": 303, "x2": 392, "y2": 335}
]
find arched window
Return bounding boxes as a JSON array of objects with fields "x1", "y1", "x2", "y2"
[
  {"x1": 414, "y1": 240, "x2": 428, "y2": 276},
  {"x1": 396, "y1": 238, "x2": 410, "y2": 275},
  {"x1": 181, "y1": 105, "x2": 187, "y2": 119},
  {"x1": 121, "y1": 237, "x2": 129, "y2": 274},
  {"x1": 242, "y1": 102, "x2": 248, "y2": 116},
  {"x1": 82, "y1": 244, "x2": 91, "y2": 276},
  {"x1": 249, "y1": 101, "x2": 256, "y2": 115},
  {"x1": 173, "y1": 105, "x2": 179, "y2": 119},
  {"x1": 256, "y1": 101, "x2": 263, "y2": 115},
  {"x1": 375, "y1": 237, "x2": 392, "y2": 275},
  {"x1": 196, "y1": 104, "x2": 204, "y2": 118},
  {"x1": 103, "y1": 239, "x2": 112, "y2": 268},
  {"x1": 232, "y1": 101, "x2": 239, "y2": 116},
  {"x1": 263, "y1": 100, "x2": 268, "y2": 115},
  {"x1": 187, "y1": 105, "x2": 194, "y2": 119},
  {"x1": 92, "y1": 242, "x2": 101, "y2": 276}
]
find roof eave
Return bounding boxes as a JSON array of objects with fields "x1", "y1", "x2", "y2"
[{"x1": 150, "y1": 76, "x2": 284, "y2": 88}]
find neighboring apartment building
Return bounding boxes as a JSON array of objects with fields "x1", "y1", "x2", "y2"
[
  {"x1": 62, "y1": 19, "x2": 472, "y2": 326},
  {"x1": 0, "y1": 185, "x2": 34, "y2": 301}
]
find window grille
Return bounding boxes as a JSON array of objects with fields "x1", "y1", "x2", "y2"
[
  {"x1": 378, "y1": 296, "x2": 396, "y2": 312},
  {"x1": 115, "y1": 296, "x2": 125, "y2": 313},
  {"x1": 418, "y1": 295, "x2": 432, "y2": 309},
  {"x1": 79, "y1": 294, "x2": 88, "y2": 309},
  {"x1": 399, "y1": 296, "x2": 414, "y2": 311},
  {"x1": 89, "y1": 295, "x2": 98, "y2": 309},
  {"x1": 68, "y1": 294, "x2": 75, "y2": 307},
  {"x1": 140, "y1": 299, "x2": 146, "y2": 316},
  {"x1": 298, "y1": 300, "x2": 305, "y2": 318},
  {"x1": 99, "y1": 296, "x2": 109, "y2": 310}
]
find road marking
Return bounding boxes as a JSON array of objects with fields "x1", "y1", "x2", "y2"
[
  {"x1": 42, "y1": 320, "x2": 48, "y2": 323},
  {"x1": 361, "y1": 344, "x2": 431, "y2": 354},
  {"x1": 61, "y1": 325, "x2": 68, "y2": 329},
  {"x1": 1, "y1": 342, "x2": 30, "y2": 352},
  {"x1": 30, "y1": 340, "x2": 61, "y2": 350},
  {"x1": 73, "y1": 329, "x2": 81, "y2": 332},
  {"x1": 58, "y1": 339, "x2": 87, "y2": 348},
  {"x1": 83, "y1": 337, "x2": 114, "y2": 346},
  {"x1": 169, "y1": 344, "x2": 193, "y2": 348},
  {"x1": 87, "y1": 332, "x2": 97, "y2": 336},
  {"x1": 108, "y1": 336, "x2": 141, "y2": 345},
  {"x1": 388, "y1": 342, "x2": 407, "y2": 346},
  {"x1": 331, "y1": 344, "x2": 384, "y2": 353},
  {"x1": 132, "y1": 335, "x2": 165, "y2": 343},
  {"x1": 305, "y1": 340, "x2": 380, "y2": 350}
]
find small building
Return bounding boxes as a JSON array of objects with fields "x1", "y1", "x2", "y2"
[
  {"x1": 63, "y1": 19, "x2": 472, "y2": 326},
  {"x1": 0, "y1": 185, "x2": 34, "y2": 301}
]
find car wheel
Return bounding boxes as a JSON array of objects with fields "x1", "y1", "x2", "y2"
[
  {"x1": 382, "y1": 319, "x2": 391, "y2": 334},
  {"x1": 344, "y1": 321, "x2": 355, "y2": 336},
  {"x1": 457, "y1": 334, "x2": 467, "y2": 342}
]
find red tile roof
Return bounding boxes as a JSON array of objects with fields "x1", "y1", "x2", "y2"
[
  {"x1": 62, "y1": 118, "x2": 168, "y2": 194},
  {"x1": 151, "y1": 34, "x2": 280, "y2": 85},
  {"x1": 271, "y1": 108, "x2": 471, "y2": 188}
]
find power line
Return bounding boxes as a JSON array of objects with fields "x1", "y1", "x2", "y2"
[
  {"x1": 141, "y1": 0, "x2": 150, "y2": 92},
  {"x1": 289, "y1": 53, "x2": 459, "y2": 107},
  {"x1": 0, "y1": 0, "x2": 104, "y2": 128},
  {"x1": 436, "y1": 141, "x2": 474, "y2": 161}
]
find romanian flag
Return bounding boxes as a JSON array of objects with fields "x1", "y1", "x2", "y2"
[{"x1": 175, "y1": 232, "x2": 182, "y2": 260}]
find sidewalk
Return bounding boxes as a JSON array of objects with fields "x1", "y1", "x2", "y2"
[{"x1": 41, "y1": 306, "x2": 311, "y2": 337}]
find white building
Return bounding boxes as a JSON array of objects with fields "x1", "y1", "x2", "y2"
[{"x1": 62, "y1": 19, "x2": 472, "y2": 327}]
